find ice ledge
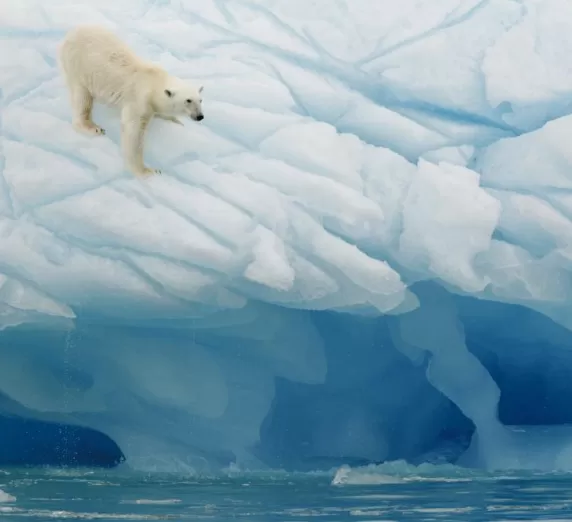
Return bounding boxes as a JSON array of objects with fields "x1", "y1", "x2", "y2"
[{"x1": 3, "y1": 0, "x2": 572, "y2": 329}]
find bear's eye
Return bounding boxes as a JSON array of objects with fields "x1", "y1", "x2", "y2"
[
  {"x1": 165, "y1": 89, "x2": 173, "y2": 97},
  {"x1": 185, "y1": 99, "x2": 192, "y2": 104}
]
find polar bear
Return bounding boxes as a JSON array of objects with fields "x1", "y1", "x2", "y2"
[{"x1": 58, "y1": 25, "x2": 204, "y2": 177}]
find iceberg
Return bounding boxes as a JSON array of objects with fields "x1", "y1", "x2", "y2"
[{"x1": 2, "y1": 0, "x2": 572, "y2": 473}]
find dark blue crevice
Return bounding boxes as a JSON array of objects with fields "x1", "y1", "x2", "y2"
[
  {"x1": 0, "y1": 415, "x2": 124, "y2": 468},
  {"x1": 458, "y1": 297, "x2": 572, "y2": 426}
]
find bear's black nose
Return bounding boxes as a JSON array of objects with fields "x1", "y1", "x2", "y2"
[{"x1": 196, "y1": 114, "x2": 204, "y2": 121}]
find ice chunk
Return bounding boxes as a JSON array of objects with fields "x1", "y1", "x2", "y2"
[
  {"x1": 0, "y1": 490, "x2": 15, "y2": 503},
  {"x1": 477, "y1": 115, "x2": 572, "y2": 192},
  {"x1": 399, "y1": 160, "x2": 501, "y2": 292}
]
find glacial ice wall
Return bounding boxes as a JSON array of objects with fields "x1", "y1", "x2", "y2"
[{"x1": 3, "y1": 0, "x2": 572, "y2": 472}]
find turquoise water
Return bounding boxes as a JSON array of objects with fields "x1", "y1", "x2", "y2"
[{"x1": 1, "y1": 465, "x2": 572, "y2": 520}]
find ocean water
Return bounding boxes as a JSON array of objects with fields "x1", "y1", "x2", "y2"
[{"x1": 1, "y1": 466, "x2": 572, "y2": 521}]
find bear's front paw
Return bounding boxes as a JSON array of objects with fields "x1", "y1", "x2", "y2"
[
  {"x1": 135, "y1": 167, "x2": 162, "y2": 177},
  {"x1": 73, "y1": 121, "x2": 106, "y2": 136}
]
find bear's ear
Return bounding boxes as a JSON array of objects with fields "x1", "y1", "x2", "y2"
[
  {"x1": 164, "y1": 89, "x2": 173, "y2": 97},
  {"x1": 198, "y1": 85, "x2": 204, "y2": 94}
]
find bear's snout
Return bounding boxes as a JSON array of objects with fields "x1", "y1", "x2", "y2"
[{"x1": 196, "y1": 114, "x2": 204, "y2": 121}]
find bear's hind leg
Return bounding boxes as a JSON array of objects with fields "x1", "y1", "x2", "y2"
[{"x1": 70, "y1": 84, "x2": 105, "y2": 136}]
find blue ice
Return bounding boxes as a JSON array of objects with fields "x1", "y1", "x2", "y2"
[{"x1": 2, "y1": 0, "x2": 572, "y2": 473}]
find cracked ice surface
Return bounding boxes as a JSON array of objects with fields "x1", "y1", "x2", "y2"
[{"x1": 3, "y1": 0, "x2": 572, "y2": 471}]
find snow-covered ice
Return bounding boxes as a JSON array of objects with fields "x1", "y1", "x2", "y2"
[{"x1": 3, "y1": 0, "x2": 572, "y2": 472}]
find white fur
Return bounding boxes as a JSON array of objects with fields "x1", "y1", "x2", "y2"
[{"x1": 58, "y1": 25, "x2": 204, "y2": 177}]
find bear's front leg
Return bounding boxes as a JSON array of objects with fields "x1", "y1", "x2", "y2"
[{"x1": 121, "y1": 105, "x2": 161, "y2": 177}]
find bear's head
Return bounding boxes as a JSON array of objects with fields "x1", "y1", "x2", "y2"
[{"x1": 162, "y1": 78, "x2": 204, "y2": 122}]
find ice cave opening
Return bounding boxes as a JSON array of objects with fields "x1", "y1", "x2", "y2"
[
  {"x1": 3, "y1": 282, "x2": 572, "y2": 472},
  {"x1": 259, "y1": 286, "x2": 572, "y2": 472}
]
